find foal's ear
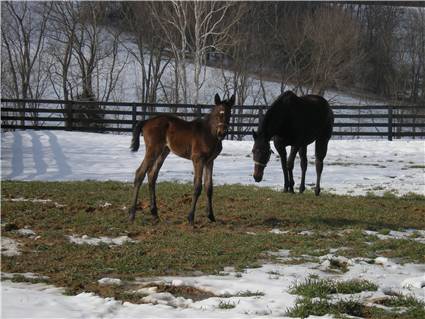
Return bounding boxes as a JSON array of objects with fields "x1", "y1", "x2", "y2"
[
  {"x1": 229, "y1": 94, "x2": 236, "y2": 106},
  {"x1": 252, "y1": 129, "x2": 257, "y2": 139},
  {"x1": 214, "y1": 93, "x2": 221, "y2": 105}
]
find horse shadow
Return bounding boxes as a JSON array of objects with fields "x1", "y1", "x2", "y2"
[{"x1": 45, "y1": 131, "x2": 72, "y2": 179}]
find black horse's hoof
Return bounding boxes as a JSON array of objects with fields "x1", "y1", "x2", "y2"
[
  {"x1": 128, "y1": 208, "x2": 136, "y2": 222},
  {"x1": 299, "y1": 186, "x2": 305, "y2": 194},
  {"x1": 152, "y1": 215, "x2": 160, "y2": 224},
  {"x1": 315, "y1": 188, "x2": 321, "y2": 196},
  {"x1": 208, "y1": 215, "x2": 216, "y2": 223},
  {"x1": 288, "y1": 187, "x2": 295, "y2": 194}
]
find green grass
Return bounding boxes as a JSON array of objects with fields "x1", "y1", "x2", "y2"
[
  {"x1": 290, "y1": 276, "x2": 378, "y2": 299},
  {"x1": 218, "y1": 299, "x2": 237, "y2": 309},
  {"x1": 287, "y1": 296, "x2": 425, "y2": 319},
  {"x1": 220, "y1": 290, "x2": 265, "y2": 298},
  {"x1": 378, "y1": 295, "x2": 425, "y2": 308},
  {"x1": 2, "y1": 180, "x2": 425, "y2": 303},
  {"x1": 286, "y1": 297, "x2": 365, "y2": 318}
]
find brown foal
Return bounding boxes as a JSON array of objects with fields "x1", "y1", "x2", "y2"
[{"x1": 129, "y1": 93, "x2": 235, "y2": 224}]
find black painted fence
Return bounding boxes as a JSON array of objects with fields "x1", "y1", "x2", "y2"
[{"x1": 1, "y1": 98, "x2": 425, "y2": 140}]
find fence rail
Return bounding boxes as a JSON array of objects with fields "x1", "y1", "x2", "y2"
[{"x1": 1, "y1": 98, "x2": 425, "y2": 140}]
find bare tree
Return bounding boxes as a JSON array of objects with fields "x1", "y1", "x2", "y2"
[
  {"x1": 120, "y1": 2, "x2": 170, "y2": 106},
  {"x1": 303, "y1": 6, "x2": 363, "y2": 95},
  {"x1": 1, "y1": 2, "x2": 51, "y2": 100},
  {"x1": 151, "y1": 1, "x2": 237, "y2": 106},
  {"x1": 1, "y1": 2, "x2": 52, "y2": 127}
]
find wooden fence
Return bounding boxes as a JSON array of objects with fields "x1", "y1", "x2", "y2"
[{"x1": 1, "y1": 98, "x2": 425, "y2": 140}]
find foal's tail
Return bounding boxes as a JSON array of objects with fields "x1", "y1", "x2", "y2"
[{"x1": 130, "y1": 120, "x2": 147, "y2": 152}]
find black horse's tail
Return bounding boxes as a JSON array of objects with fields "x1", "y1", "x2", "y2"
[{"x1": 130, "y1": 120, "x2": 147, "y2": 152}]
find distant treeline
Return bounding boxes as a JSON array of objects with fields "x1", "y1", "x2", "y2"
[{"x1": 2, "y1": 1, "x2": 424, "y2": 106}]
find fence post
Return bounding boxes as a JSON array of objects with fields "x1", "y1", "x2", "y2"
[
  {"x1": 132, "y1": 104, "x2": 137, "y2": 131},
  {"x1": 65, "y1": 101, "x2": 73, "y2": 130},
  {"x1": 388, "y1": 106, "x2": 393, "y2": 141}
]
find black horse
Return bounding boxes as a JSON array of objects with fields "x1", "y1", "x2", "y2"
[{"x1": 252, "y1": 91, "x2": 334, "y2": 195}]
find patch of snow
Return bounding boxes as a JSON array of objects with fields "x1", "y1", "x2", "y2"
[
  {"x1": 269, "y1": 228, "x2": 289, "y2": 234},
  {"x1": 67, "y1": 235, "x2": 137, "y2": 246},
  {"x1": 318, "y1": 254, "x2": 354, "y2": 272},
  {"x1": 299, "y1": 230, "x2": 314, "y2": 236},
  {"x1": 364, "y1": 229, "x2": 425, "y2": 244},
  {"x1": 375, "y1": 257, "x2": 389, "y2": 266},
  {"x1": 98, "y1": 278, "x2": 123, "y2": 286},
  {"x1": 16, "y1": 228, "x2": 36, "y2": 237},
  {"x1": 171, "y1": 279, "x2": 184, "y2": 287},
  {"x1": 141, "y1": 292, "x2": 193, "y2": 308},
  {"x1": 1, "y1": 272, "x2": 49, "y2": 280},
  {"x1": 3, "y1": 197, "x2": 66, "y2": 208},
  {"x1": 1, "y1": 237, "x2": 21, "y2": 256},
  {"x1": 401, "y1": 275, "x2": 425, "y2": 289}
]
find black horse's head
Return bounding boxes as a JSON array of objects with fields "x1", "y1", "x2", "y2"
[{"x1": 252, "y1": 130, "x2": 272, "y2": 182}]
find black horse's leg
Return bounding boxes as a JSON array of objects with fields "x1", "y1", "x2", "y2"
[
  {"x1": 188, "y1": 158, "x2": 205, "y2": 225},
  {"x1": 299, "y1": 145, "x2": 308, "y2": 193},
  {"x1": 204, "y1": 161, "x2": 215, "y2": 222},
  {"x1": 314, "y1": 139, "x2": 329, "y2": 196},
  {"x1": 129, "y1": 151, "x2": 155, "y2": 222},
  {"x1": 274, "y1": 137, "x2": 289, "y2": 192},
  {"x1": 287, "y1": 146, "x2": 299, "y2": 193},
  {"x1": 147, "y1": 148, "x2": 170, "y2": 221}
]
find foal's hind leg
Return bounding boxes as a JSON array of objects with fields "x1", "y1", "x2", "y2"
[
  {"x1": 299, "y1": 146, "x2": 308, "y2": 193},
  {"x1": 314, "y1": 139, "x2": 329, "y2": 196},
  {"x1": 147, "y1": 148, "x2": 170, "y2": 221},
  {"x1": 128, "y1": 150, "x2": 156, "y2": 222},
  {"x1": 274, "y1": 137, "x2": 290, "y2": 192},
  {"x1": 203, "y1": 161, "x2": 215, "y2": 222},
  {"x1": 187, "y1": 158, "x2": 205, "y2": 225},
  {"x1": 287, "y1": 146, "x2": 299, "y2": 193}
]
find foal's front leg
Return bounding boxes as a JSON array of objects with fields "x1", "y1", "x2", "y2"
[
  {"x1": 187, "y1": 158, "x2": 205, "y2": 225},
  {"x1": 204, "y1": 161, "x2": 215, "y2": 222}
]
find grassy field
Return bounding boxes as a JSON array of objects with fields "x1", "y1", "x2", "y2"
[{"x1": 2, "y1": 181, "x2": 425, "y2": 316}]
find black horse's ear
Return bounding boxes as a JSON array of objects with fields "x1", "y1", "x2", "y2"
[
  {"x1": 229, "y1": 94, "x2": 235, "y2": 106},
  {"x1": 252, "y1": 129, "x2": 257, "y2": 139},
  {"x1": 214, "y1": 93, "x2": 221, "y2": 105}
]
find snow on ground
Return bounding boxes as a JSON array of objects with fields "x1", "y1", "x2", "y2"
[
  {"x1": 1, "y1": 130, "x2": 425, "y2": 318},
  {"x1": 1, "y1": 130, "x2": 424, "y2": 196},
  {"x1": 364, "y1": 229, "x2": 425, "y2": 244},
  {"x1": 0, "y1": 238, "x2": 21, "y2": 257},
  {"x1": 2, "y1": 255, "x2": 425, "y2": 318},
  {"x1": 67, "y1": 234, "x2": 137, "y2": 246}
]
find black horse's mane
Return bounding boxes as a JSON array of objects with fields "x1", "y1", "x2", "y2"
[{"x1": 258, "y1": 91, "x2": 296, "y2": 137}]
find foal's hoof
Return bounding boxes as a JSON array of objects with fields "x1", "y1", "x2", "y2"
[{"x1": 187, "y1": 214, "x2": 195, "y2": 226}]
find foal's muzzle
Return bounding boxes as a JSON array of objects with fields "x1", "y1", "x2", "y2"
[{"x1": 217, "y1": 125, "x2": 227, "y2": 140}]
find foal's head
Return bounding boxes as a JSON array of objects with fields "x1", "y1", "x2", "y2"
[
  {"x1": 252, "y1": 130, "x2": 272, "y2": 182},
  {"x1": 210, "y1": 93, "x2": 235, "y2": 140}
]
